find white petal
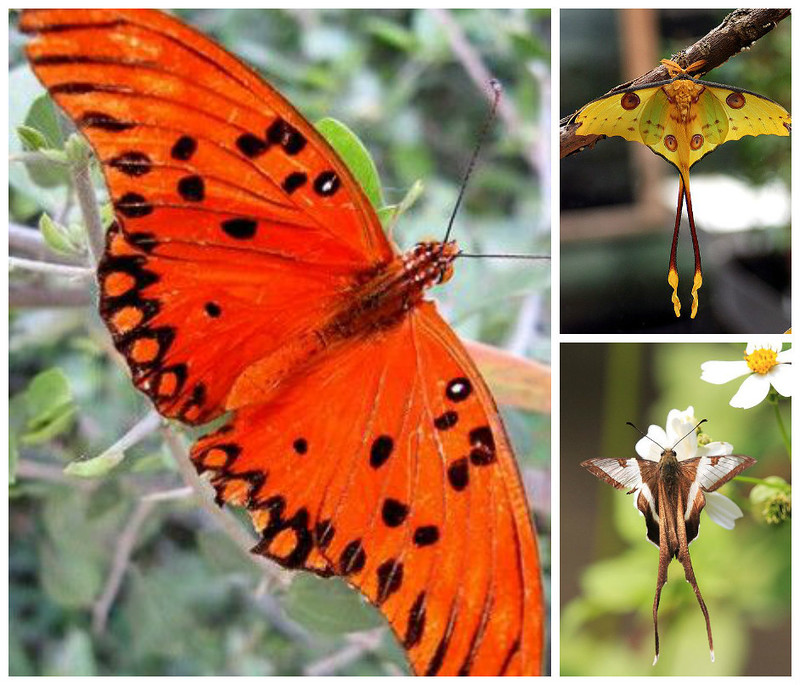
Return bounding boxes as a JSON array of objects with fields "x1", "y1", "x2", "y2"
[
  {"x1": 697, "y1": 441, "x2": 734, "y2": 458},
  {"x1": 701, "y1": 360, "x2": 751, "y2": 384},
  {"x1": 768, "y1": 364, "x2": 793, "y2": 398},
  {"x1": 674, "y1": 431, "x2": 698, "y2": 461},
  {"x1": 704, "y1": 491, "x2": 743, "y2": 529},
  {"x1": 746, "y1": 340, "x2": 781, "y2": 354},
  {"x1": 636, "y1": 425, "x2": 667, "y2": 460},
  {"x1": 777, "y1": 347, "x2": 793, "y2": 363},
  {"x1": 730, "y1": 374, "x2": 771, "y2": 409},
  {"x1": 666, "y1": 408, "x2": 693, "y2": 443}
]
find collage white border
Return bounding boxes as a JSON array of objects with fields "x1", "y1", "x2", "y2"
[{"x1": 3, "y1": 3, "x2": 797, "y2": 680}]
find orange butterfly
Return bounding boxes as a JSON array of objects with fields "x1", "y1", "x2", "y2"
[{"x1": 21, "y1": 8, "x2": 544, "y2": 676}]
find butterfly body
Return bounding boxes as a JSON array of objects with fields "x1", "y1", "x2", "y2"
[
  {"x1": 223, "y1": 240, "x2": 459, "y2": 411},
  {"x1": 575, "y1": 58, "x2": 790, "y2": 318},
  {"x1": 321, "y1": 241, "x2": 458, "y2": 345},
  {"x1": 582, "y1": 434, "x2": 755, "y2": 664},
  {"x1": 22, "y1": 8, "x2": 542, "y2": 676}
]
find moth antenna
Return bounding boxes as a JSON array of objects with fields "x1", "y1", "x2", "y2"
[
  {"x1": 441, "y1": 79, "x2": 502, "y2": 246},
  {"x1": 670, "y1": 419, "x2": 708, "y2": 450},
  {"x1": 626, "y1": 421, "x2": 665, "y2": 451}
]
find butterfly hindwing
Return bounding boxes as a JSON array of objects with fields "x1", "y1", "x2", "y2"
[{"x1": 191, "y1": 303, "x2": 542, "y2": 675}]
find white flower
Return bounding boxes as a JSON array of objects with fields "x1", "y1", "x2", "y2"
[
  {"x1": 634, "y1": 407, "x2": 743, "y2": 529},
  {"x1": 701, "y1": 341, "x2": 792, "y2": 409}
]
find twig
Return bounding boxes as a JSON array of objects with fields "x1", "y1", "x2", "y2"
[
  {"x1": 8, "y1": 151, "x2": 69, "y2": 166},
  {"x1": 9, "y1": 283, "x2": 92, "y2": 308},
  {"x1": 141, "y1": 486, "x2": 194, "y2": 503},
  {"x1": 560, "y1": 8, "x2": 791, "y2": 159},
  {"x1": 71, "y1": 158, "x2": 106, "y2": 266},
  {"x1": 16, "y1": 459, "x2": 95, "y2": 489},
  {"x1": 91, "y1": 410, "x2": 162, "y2": 466},
  {"x1": 161, "y1": 426, "x2": 292, "y2": 588},
  {"x1": 9, "y1": 255, "x2": 93, "y2": 280},
  {"x1": 92, "y1": 498, "x2": 155, "y2": 635},
  {"x1": 9, "y1": 222, "x2": 86, "y2": 266},
  {"x1": 430, "y1": 8, "x2": 545, "y2": 179},
  {"x1": 303, "y1": 629, "x2": 387, "y2": 676}
]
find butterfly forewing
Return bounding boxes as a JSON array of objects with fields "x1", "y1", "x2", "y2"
[
  {"x1": 580, "y1": 457, "x2": 644, "y2": 491},
  {"x1": 22, "y1": 8, "x2": 396, "y2": 424}
]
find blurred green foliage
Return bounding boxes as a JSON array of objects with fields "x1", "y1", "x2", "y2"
[
  {"x1": 9, "y1": 9, "x2": 550, "y2": 676},
  {"x1": 561, "y1": 342, "x2": 790, "y2": 676}
]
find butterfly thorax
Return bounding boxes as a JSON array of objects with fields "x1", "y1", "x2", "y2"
[
  {"x1": 657, "y1": 448, "x2": 680, "y2": 486},
  {"x1": 664, "y1": 79, "x2": 703, "y2": 124},
  {"x1": 320, "y1": 240, "x2": 459, "y2": 344}
]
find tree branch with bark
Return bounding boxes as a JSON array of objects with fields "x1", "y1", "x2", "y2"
[{"x1": 560, "y1": 8, "x2": 791, "y2": 160}]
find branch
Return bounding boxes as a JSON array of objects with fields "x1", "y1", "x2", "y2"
[
  {"x1": 559, "y1": 8, "x2": 791, "y2": 159},
  {"x1": 71, "y1": 158, "x2": 106, "y2": 266},
  {"x1": 9, "y1": 222, "x2": 86, "y2": 266},
  {"x1": 303, "y1": 629, "x2": 387, "y2": 676},
  {"x1": 9, "y1": 255, "x2": 94, "y2": 280},
  {"x1": 9, "y1": 283, "x2": 92, "y2": 308},
  {"x1": 102, "y1": 410, "x2": 162, "y2": 455},
  {"x1": 430, "y1": 8, "x2": 546, "y2": 179},
  {"x1": 161, "y1": 426, "x2": 292, "y2": 589},
  {"x1": 92, "y1": 498, "x2": 155, "y2": 635}
]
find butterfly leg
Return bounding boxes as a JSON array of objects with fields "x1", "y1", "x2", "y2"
[
  {"x1": 682, "y1": 175, "x2": 703, "y2": 319},
  {"x1": 667, "y1": 176, "x2": 685, "y2": 318}
]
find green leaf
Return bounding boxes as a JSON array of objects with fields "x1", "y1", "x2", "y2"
[
  {"x1": 64, "y1": 449, "x2": 125, "y2": 478},
  {"x1": 285, "y1": 575, "x2": 384, "y2": 634},
  {"x1": 25, "y1": 367, "x2": 72, "y2": 418},
  {"x1": 24, "y1": 94, "x2": 65, "y2": 149},
  {"x1": 378, "y1": 179, "x2": 424, "y2": 227},
  {"x1": 9, "y1": 64, "x2": 68, "y2": 211},
  {"x1": 39, "y1": 540, "x2": 104, "y2": 608},
  {"x1": 22, "y1": 94, "x2": 70, "y2": 189},
  {"x1": 17, "y1": 124, "x2": 49, "y2": 151},
  {"x1": 22, "y1": 368, "x2": 76, "y2": 445},
  {"x1": 43, "y1": 629, "x2": 97, "y2": 676},
  {"x1": 196, "y1": 529, "x2": 260, "y2": 577},
  {"x1": 364, "y1": 17, "x2": 419, "y2": 52},
  {"x1": 316, "y1": 117, "x2": 384, "y2": 209},
  {"x1": 39, "y1": 213, "x2": 82, "y2": 255},
  {"x1": 65, "y1": 133, "x2": 92, "y2": 167},
  {"x1": 8, "y1": 395, "x2": 27, "y2": 485}
]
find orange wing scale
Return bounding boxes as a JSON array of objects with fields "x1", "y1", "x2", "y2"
[
  {"x1": 192, "y1": 304, "x2": 542, "y2": 675},
  {"x1": 22, "y1": 8, "x2": 543, "y2": 676}
]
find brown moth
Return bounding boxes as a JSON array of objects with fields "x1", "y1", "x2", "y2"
[{"x1": 581, "y1": 418, "x2": 755, "y2": 665}]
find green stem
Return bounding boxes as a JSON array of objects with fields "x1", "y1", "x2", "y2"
[
  {"x1": 768, "y1": 392, "x2": 791, "y2": 459},
  {"x1": 735, "y1": 475, "x2": 791, "y2": 492}
]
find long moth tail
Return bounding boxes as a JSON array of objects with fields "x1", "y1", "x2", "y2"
[
  {"x1": 682, "y1": 170, "x2": 703, "y2": 318},
  {"x1": 668, "y1": 176, "x2": 685, "y2": 317}
]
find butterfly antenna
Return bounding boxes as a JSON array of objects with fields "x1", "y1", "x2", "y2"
[
  {"x1": 626, "y1": 421, "x2": 665, "y2": 451},
  {"x1": 441, "y1": 79, "x2": 502, "y2": 246},
  {"x1": 458, "y1": 252, "x2": 551, "y2": 260},
  {"x1": 671, "y1": 419, "x2": 708, "y2": 450}
]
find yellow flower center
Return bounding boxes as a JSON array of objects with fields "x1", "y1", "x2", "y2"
[{"x1": 744, "y1": 348, "x2": 778, "y2": 374}]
